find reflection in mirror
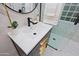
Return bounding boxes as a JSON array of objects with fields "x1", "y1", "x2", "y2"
[{"x1": 5, "y1": 3, "x2": 38, "y2": 14}]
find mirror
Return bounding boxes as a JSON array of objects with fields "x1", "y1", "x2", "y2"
[{"x1": 5, "y1": 3, "x2": 38, "y2": 14}]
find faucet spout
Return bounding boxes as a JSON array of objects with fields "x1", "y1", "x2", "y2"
[{"x1": 27, "y1": 17, "x2": 38, "y2": 27}]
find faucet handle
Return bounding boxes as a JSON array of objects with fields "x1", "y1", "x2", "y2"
[
  {"x1": 33, "y1": 22, "x2": 38, "y2": 25},
  {"x1": 27, "y1": 17, "x2": 38, "y2": 25}
]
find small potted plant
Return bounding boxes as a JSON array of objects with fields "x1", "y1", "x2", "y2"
[
  {"x1": 8, "y1": 21, "x2": 18, "y2": 29},
  {"x1": 3, "y1": 3, "x2": 18, "y2": 29}
]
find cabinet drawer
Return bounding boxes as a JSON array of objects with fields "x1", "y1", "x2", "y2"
[{"x1": 39, "y1": 34, "x2": 48, "y2": 55}]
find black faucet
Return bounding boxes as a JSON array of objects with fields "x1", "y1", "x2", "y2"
[{"x1": 27, "y1": 17, "x2": 38, "y2": 27}]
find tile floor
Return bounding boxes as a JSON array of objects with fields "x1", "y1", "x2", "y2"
[{"x1": 43, "y1": 38, "x2": 79, "y2": 56}]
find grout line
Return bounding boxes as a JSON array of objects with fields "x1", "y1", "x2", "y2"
[{"x1": 62, "y1": 16, "x2": 77, "y2": 18}]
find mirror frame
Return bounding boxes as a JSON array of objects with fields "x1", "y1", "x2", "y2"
[{"x1": 3, "y1": 3, "x2": 38, "y2": 14}]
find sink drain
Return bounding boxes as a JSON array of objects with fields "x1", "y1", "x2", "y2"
[{"x1": 33, "y1": 33, "x2": 36, "y2": 35}]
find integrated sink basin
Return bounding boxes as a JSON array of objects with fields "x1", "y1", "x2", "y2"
[{"x1": 8, "y1": 22, "x2": 52, "y2": 55}]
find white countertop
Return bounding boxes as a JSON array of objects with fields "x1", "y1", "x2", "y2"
[{"x1": 8, "y1": 22, "x2": 52, "y2": 55}]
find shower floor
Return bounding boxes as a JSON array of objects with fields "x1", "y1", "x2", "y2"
[{"x1": 43, "y1": 37, "x2": 79, "y2": 56}]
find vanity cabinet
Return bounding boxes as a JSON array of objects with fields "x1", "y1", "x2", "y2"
[
  {"x1": 29, "y1": 33, "x2": 48, "y2": 56},
  {"x1": 8, "y1": 22, "x2": 52, "y2": 56},
  {"x1": 28, "y1": 42, "x2": 40, "y2": 56},
  {"x1": 29, "y1": 33, "x2": 49, "y2": 56},
  {"x1": 11, "y1": 32, "x2": 49, "y2": 56},
  {"x1": 39, "y1": 33, "x2": 48, "y2": 55}
]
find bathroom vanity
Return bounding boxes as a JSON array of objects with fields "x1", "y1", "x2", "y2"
[{"x1": 8, "y1": 22, "x2": 52, "y2": 56}]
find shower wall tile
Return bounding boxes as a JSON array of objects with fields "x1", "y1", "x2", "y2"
[
  {"x1": 70, "y1": 6, "x2": 76, "y2": 11},
  {"x1": 62, "y1": 11, "x2": 67, "y2": 16},
  {"x1": 65, "y1": 17, "x2": 71, "y2": 21},
  {"x1": 76, "y1": 6, "x2": 79, "y2": 11},
  {"x1": 60, "y1": 3, "x2": 79, "y2": 22},
  {"x1": 63, "y1": 6, "x2": 69, "y2": 10},
  {"x1": 60, "y1": 16, "x2": 65, "y2": 20},
  {"x1": 67, "y1": 12, "x2": 73, "y2": 16}
]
